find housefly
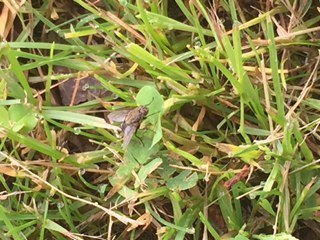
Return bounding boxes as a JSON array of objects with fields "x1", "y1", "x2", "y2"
[{"x1": 107, "y1": 106, "x2": 149, "y2": 148}]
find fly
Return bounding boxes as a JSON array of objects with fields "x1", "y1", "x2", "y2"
[{"x1": 108, "y1": 106, "x2": 149, "y2": 148}]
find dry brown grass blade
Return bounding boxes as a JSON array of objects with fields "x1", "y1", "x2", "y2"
[
  {"x1": 286, "y1": 51, "x2": 320, "y2": 120},
  {"x1": 104, "y1": 11, "x2": 147, "y2": 46},
  {"x1": 0, "y1": 151, "x2": 143, "y2": 226},
  {"x1": 191, "y1": 106, "x2": 206, "y2": 141},
  {"x1": 0, "y1": 0, "x2": 24, "y2": 39}
]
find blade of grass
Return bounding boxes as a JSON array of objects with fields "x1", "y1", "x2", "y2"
[
  {"x1": 266, "y1": 15, "x2": 285, "y2": 126},
  {"x1": 0, "y1": 205, "x2": 23, "y2": 240}
]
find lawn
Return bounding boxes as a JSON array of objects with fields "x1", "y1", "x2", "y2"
[{"x1": 0, "y1": 0, "x2": 320, "y2": 239}]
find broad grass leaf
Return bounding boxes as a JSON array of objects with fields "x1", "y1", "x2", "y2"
[
  {"x1": 45, "y1": 219, "x2": 82, "y2": 240},
  {"x1": 259, "y1": 199, "x2": 276, "y2": 216},
  {"x1": 157, "y1": 156, "x2": 176, "y2": 179},
  {"x1": 166, "y1": 170, "x2": 198, "y2": 191},
  {"x1": 8, "y1": 104, "x2": 37, "y2": 132},
  {"x1": 0, "y1": 106, "x2": 10, "y2": 128},
  {"x1": 136, "y1": 86, "x2": 163, "y2": 148},
  {"x1": 0, "y1": 79, "x2": 7, "y2": 99},
  {"x1": 233, "y1": 235, "x2": 250, "y2": 240},
  {"x1": 125, "y1": 130, "x2": 161, "y2": 164},
  {"x1": 216, "y1": 143, "x2": 263, "y2": 169},
  {"x1": 135, "y1": 157, "x2": 163, "y2": 188},
  {"x1": 253, "y1": 233, "x2": 299, "y2": 240}
]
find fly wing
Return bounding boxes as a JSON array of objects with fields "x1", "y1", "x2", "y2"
[
  {"x1": 122, "y1": 123, "x2": 139, "y2": 149},
  {"x1": 107, "y1": 110, "x2": 130, "y2": 123}
]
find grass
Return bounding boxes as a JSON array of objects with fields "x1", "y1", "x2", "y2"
[{"x1": 1, "y1": 0, "x2": 320, "y2": 239}]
